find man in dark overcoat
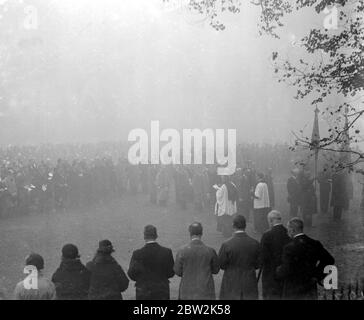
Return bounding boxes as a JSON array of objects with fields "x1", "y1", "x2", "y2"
[
  {"x1": 276, "y1": 218, "x2": 335, "y2": 300},
  {"x1": 128, "y1": 225, "x2": 175, "y2": 300},
  {"x1": 174, "y1": 222, "x2": 220, "y2": 300},
  {"x1": 260, "y1": 210, "x2": 291, "y2": 300},
  {"x1": 287, "y1": 168, "x2": 301, "y2": 218},
  {"x1": 218, "y1": 215, "x2": 260, "y2": 300}
]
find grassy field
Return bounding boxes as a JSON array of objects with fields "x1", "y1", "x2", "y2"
[{"x1": 0, "y1": 182, "x2": 363, "y2": 299}]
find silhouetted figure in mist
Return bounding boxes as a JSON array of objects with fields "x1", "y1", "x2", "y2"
[
  {"x1": 299, "y1": 169, "x2": 316, "y2": 228},
  {"x1": 287, "y1": 168, "x2": 301, "y2": 218},
  {"x1": 331, "y1": 172, "x2": 348, "y2": 221}
]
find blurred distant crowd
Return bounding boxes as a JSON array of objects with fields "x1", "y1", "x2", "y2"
[
  {"x1": 0, "y1": 142, "x2": 357, "y2": 224},
  {"x1": 0, "y1": 142, "x2": 290, "y2": 218}
]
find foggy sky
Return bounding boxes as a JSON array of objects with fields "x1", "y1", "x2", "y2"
[{"x1": 0, "y1": 0, "x2": 336, "y2": 145}]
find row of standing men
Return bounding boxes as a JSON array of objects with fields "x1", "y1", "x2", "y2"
[{"x1": 13, "y1": 214, "x2": 334, "y2": 300}]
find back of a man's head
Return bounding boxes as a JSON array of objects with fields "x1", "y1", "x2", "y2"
[
  {"x1": 233, "y1": 215, "x2": 246, "y2": 230},
  {"x1": 189, "y1": 222, "x2": 203, "y2": 237},
  {"x1": 288, "y1": 218, "x2": 304, "y2": 235},
  {"x1": 267, "y1": 210, "x2": 282, "y2": 226},
  {"x1": 144, "y1": 225, "x2": 158, "y2": 240}
]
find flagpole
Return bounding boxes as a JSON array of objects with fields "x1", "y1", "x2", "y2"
[
  {"x1": 312, "y1": 106, "x2": 320, "y2": 214},
  {"x1": 314, "y1": 147, "x2": 318, "y2": 201}
]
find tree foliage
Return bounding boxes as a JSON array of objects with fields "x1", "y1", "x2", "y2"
[{"x1": 171, "y1": 0, "x2": 363, "y2": 170}]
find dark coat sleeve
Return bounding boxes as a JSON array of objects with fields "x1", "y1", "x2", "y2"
[
  {"x1": 210, "y1": 248, "x2": 220, "y2": 275},
  {"x1": 85, "y1": 261, "x2": 93, "y2": 272},
  {"x1": 51, "y1": 268, "x2": 61, "y2": 290},
  {"x1": 276, "y1": 244, "x2": 294, "y2": 280},
  {"x1": 51, "y1": 268, "x2": 59, "y2": 284},
  {"x1": 173, "y1": 250, "x2": 184, "y2": 277},
  {"x1": 127, "y1": 251, "x2": 143, "y2": 281},
  {"x1": 259, "y1": 233, "x2": 269, "y2": 268},
  {"x1": 253, "y1": 241, "x2": 261, "y2": 270},
  {"x1": 166, "y1": 248, "x2": 175, "y2": 279},
  {"x1": 115, "y1": 264, "x2": 129, "y2": 292},
  {"x1": 218, "y1": 243, "x2": 229, "y2": 270},
  {"x1": 315, "y1": 241, "x2": 335, "y2": 281}
]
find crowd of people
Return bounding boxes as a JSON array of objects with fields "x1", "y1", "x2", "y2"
[
  {"x1": 12, "y1": 214, "x2": 339, "y2": 300},
  {"x1": 0, "y1": 143, "x2": 128, "y2": 217},
  {"x1": 0, "y1": 142, "x2": 281, "y2": 219},
  {"x1": 287, "y1": 164, "x2": 354, "y2": 226},
  {"x1": 213, "y1": 161, "x2": 355, "y2": 241},
  {"x1": 1, "y1": 141, "x2": 360, "y2": 300}
]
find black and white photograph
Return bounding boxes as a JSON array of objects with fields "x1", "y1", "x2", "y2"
[{"x1": 0, "y1": 0, "x2": 363, "y2": 309}]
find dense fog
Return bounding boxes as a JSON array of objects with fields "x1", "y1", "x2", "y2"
[{"x1": 0, "y1": 0, "x2": 341, "y2": 145}]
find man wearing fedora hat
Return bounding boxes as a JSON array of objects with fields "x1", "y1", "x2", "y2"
[
  {"x1": 52, "y1": 244, "x2": 90, "y2": 300},
  {"x1": 128, "y1": 225, "x2": 175, "y2": 300},
  {"x1": 86, "y1": 240, "x2": 129, "y2": 300}
]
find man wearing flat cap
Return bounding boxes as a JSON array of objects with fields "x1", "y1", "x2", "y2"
[
  {"x1": 128, "y1": 225, "x2": 175, "y2": 300},
  {"x1": 52, "y1": 244, "x2": 90, "y2": 300},
  {"x1": 86, "y1": 240, "x2": 129, "y2": 300}
]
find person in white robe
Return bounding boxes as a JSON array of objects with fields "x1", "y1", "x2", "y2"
[
  {"x1": 253, "y1": 172, "x2": 271, "y2": 233},
  {"x1": 215, "y1": 175, "x2": 238, "y2": 238}
]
